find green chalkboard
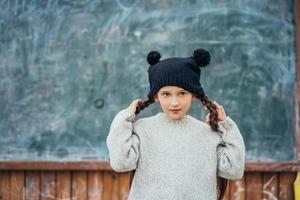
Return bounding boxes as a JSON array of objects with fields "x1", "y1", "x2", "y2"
[{"x1": 0, "y1": 0, "x2": 296, "y2": 161}]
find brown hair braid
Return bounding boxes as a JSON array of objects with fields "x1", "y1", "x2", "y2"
[
  {"x1": 199, "y1": 94, "x2": 228, "y2": 200},
  {"x1": 134, "y1": 98, "x2": 155, "y2": 115},
  {"x1": 129, "y1": 98, "x2": 155, "y2": 189},
  {"x1": 130, "y1": 95, "x2": 228, "y2": 200}
]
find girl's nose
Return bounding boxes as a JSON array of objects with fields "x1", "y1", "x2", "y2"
[{"x1": 170, "y1": 98, "x2": 179, "y2": 106}]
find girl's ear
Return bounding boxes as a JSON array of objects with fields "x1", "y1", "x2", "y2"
[{"x1": 154, "y1": 94, "x2": 159, "y2": 102}]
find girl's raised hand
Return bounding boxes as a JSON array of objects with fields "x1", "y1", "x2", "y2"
[
  {"x1": 204, "y1": 101, "x2": 227, "y2": 124},
  {"x1": 128, "y1": 99, "x2": 144, "y2": 114}
]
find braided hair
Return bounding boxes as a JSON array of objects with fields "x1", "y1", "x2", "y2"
[
  {"x1": 198, "y1": 95, "x2": 228, "y2": 200},
  {"x1": 131, "y1": 94, "x2": 228, "y2": 200}
]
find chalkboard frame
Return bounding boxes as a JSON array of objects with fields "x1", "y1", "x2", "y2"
[{"x1": 0, "y1": 1, "x2": 299, "y2": 170}]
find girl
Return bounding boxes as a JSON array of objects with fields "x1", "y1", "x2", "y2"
[{"x1": 106, "y1": 49, "x2": 246, "y2": 200}]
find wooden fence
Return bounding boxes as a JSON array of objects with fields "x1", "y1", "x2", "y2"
[{"x1": 0, "y1": 161, "x2": 298, "y2": 200}]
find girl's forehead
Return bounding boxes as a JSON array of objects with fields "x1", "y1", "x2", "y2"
[{"x1": 158, "y1": 86, "x2": 187, "y2": 92}]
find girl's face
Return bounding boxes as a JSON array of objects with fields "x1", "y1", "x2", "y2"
[{"x1": 154, "y1": 86, "x2": 196, "y2": 120}]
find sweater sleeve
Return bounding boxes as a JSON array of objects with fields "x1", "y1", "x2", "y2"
[
  {"x1": 106, "y1": 107, "x2": 140, "y2": 172},
  {"x1": 216, "y1": 116, "x2": 246, "y2": 180}
]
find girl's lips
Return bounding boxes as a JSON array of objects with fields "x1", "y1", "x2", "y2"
[{"x1": 170, "y1": 109, "x2": 181, "y2": 111}]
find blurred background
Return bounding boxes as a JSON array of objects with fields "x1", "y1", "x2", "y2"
[{"x1": 0, "y1": 0, "x2": 299, "y2": 199}]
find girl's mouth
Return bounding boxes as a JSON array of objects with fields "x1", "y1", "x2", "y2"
[{"x1": 170, "y1": 109, "x2": 181, "y2": 112}]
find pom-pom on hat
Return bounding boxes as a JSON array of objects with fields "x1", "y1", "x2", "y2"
[{"x1": 146, "y1": 48, "x2": 210, "y2": 100}]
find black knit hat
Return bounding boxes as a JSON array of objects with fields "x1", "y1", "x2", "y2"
[{"x1": 146, "y1": 48, "x2": 210, "y2": 100}]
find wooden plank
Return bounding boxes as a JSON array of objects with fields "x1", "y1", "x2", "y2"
[
  {"x1": 230, "y1": 176, "x2": 246, "y2": 200},
  {"x1": 10, "y1": 171, "x2": 25, "y2": 200},
  {"x1": 102, "y1": 171, "x2": 113, "y2": 200},
  {"x1": 0, "y1": 161, "x2": 111, "y2": 170},
  {"x1": 118, "y1": 172, "x2": 131, "y2": 200},
  {"x1": 0, "y1": 171, "x2": 10, "y2": 200},
  {"x1": 25, "y1": 171, "x2": 40, "y2": 200},
  {"x1": 87, "y1": 171, "x2": 103, "y2": 200},
  {"x1": 111, "y1": 172, "x2": 119, "y2": 200},
  {"x1": 0, "y1": 161, "x2": 300, "y2": 171},
  {"x1": 262, "y1": 172, "x2": 278, "y2": 200},
  {"x1": 279, "y1": 172, "x2": 296, "y2": 200},
  {"x1": 245, "y1": 162, "x2": 300, "y2": 172},
  {"x1": 72, "y1": 171, "x2": 87, "y2": 200},
  {"x1": 56, "y1": 171, "x2": 71, "y2": 200},
  {"x1": 41, "y1": 172, "x2": 56, "y2": 200},
  {"x1": 245, "y1": 172, "x2": 262, "y2": 200}
]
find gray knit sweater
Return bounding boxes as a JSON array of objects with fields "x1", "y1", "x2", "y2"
[{"x1": 106, "y1": 107, "x2": 245, "y2": 200}]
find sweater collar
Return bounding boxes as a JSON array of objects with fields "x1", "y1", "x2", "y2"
[{"x1": 157, "y1": 112, "x2": 189, "y2": 124}]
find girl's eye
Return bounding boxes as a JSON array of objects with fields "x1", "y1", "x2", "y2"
[{"x1": 161, "y1": 92, "x2": 187, "y2": 96}]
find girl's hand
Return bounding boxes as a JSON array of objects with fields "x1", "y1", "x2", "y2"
[
  {"x1": 128, "y1": 99, "x2": 144, "y2": 114},
  {"x1": 204, "y1": 101, "x2": 227, "y2": 124}
]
